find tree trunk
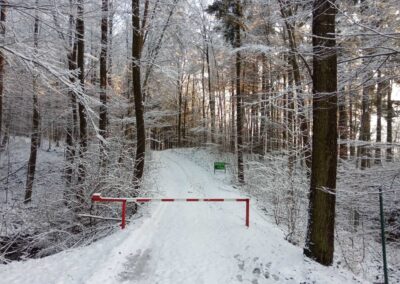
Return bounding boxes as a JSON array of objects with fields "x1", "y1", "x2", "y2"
[
  {"x1": 235, "y1": 0, "x2": 244, "y2": 184},
  {"x1": 282, "y1": 69, "x2": 288, "y2": 150},
  {"x1": 304, "y1": 0, "x2": 337, "y2": 266},
  {"x1": 24, "y1": 0, "x2": 40, "y2": 203},
  {"x1": 338, "y1": 89, "x2": 348, "y2": 159},
  {"x1": 287, "y1": 60, "x2": 295, "y2": 172},
  {"x1": 206, "y1": 43, "x2": 215, "y2": 143},
  {"x1": 177, "y1": 76, "x2": 182, "y2": 147},
  {"x1": 65, "y1": 0, "x2": 78, "y2": 189},
  {"x1": 183, "y1": 75, "x2": 190, "y2": 145},
  {"x1": 191, "y1": 76, "x2": 196, "y2": 146},
  {"x1": 99, "y1": 0, "x2": 108, "y2": 168},
  {"x1": 201, "y1": 54, "x2": 207, "y2": 144},
  {"x1": 359, "y1": 73, "x2": 373, "y2": 169},
  {"x1": 90, "y1": 29, "x2": 97, "y2": 85},
  {"x1": 0, "y1": 0, "x2": 6, "y2": 142},
  {"x1": 259, "y1": 55, "x2": 268, "y2": 157},
  {"x1": 349, "y1": 88, "x2": 356, "y2": 158},
  {"x1": 107, "y1": 0, "x2": 113, "y2": 86},
  {"x1": 386, "y1": 79, "x2": 393, "y2": 162},
  {"x1": 375, "y1": 71, "x2": 383, "y2": 165},
  {"x1": 77, "y1": 0, "x2": 87, "y2": 196},
  {"x1": 230, "y1": 77, "x2": 235, "y2": 152},
  {"x1": 65, "y1": 41, "x2": 78, "y2": 189},
  {"x1": 132, "y1": 0, "x2": 145, "y2": 188}
]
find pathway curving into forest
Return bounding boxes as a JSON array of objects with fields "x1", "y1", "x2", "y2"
[{"x1": 0, "y1": 150, "x2": 361, "y2": 284}]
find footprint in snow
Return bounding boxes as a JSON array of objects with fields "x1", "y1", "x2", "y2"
[
  {"x1": 234, "y1": 255, "x2": 279, "y2": 282},
  {"x1": 234, "y1": 254, "x2": 245, "y2": 271},
  {"x1": 118, "y1": 249, "x2": 152, "y2": 282}
]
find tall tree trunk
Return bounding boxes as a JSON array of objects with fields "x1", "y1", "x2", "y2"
[
  {"x1": 65, "y1": 0, "x2": 78, "y2": 189},
  {"x1": 177, "y1": 76, "x2": 182, "y2": 147},
  {"x1": 191, "y1": 77, "x2": 196, "y2": 146},
  {"x1": 259, "y1": 55, "x2": 268, "y2": 157},
  {"x1": 77, "y1": 0, "x2": 87, "y2": 195},
  {"x1": 282, "y1": 69, "x2": 288, "y2": 150},
  {"x1": 24, "y1": 0, "x2": 40, "y2": 203},
  {"x1": 65, "y1": 42, "x2": 78, "y2": 189},
  {"x1": 304, "y1": 0, "x2": 337, "y2": 266},
  {"x1": 107, "y1": 0, "x2": 113, "y2": 86},
  {"x1": 287, "y1": 61, "x2": 295, "y2": 172},
  {"x1": 268, "y1": 90, "x2": 274, "y2": 152},
  {"x1": 205, "y1": 43, "x2": 215, "y2": 143},
  {"x1": 386, "y1": 80, "x2": 393, "y2": 162},
  {"x1": 359, "y1": 73, "x2": 373, "y2": 169},
  {"x1": 222, "y1": 84, "x2": 227, "y2": 147},
  {"x1": 201, "y1": 54, "x2": 207, "y2": 143},
  {"x1": 230, "y1": 77, "x2": 235, "y2": 152},
  {"x1": 250, "y1": 63, "x2": 259, "y2": 154},
  {"x1": 338, "y1": 89, "x2": 348, "y2": 159},
  {"x1": 90, "y1": 29, "x2": 97, "y2": 84},
  {"x1": 0, "y1": 0, "x2": 6, "y2": 142},
  {"x1": 99, "y1": 0, "x2": 108, "y2": 168},
  {"x1": 375, "y1": 71, "x2": 383, "y2": 164},
  {"x1": 349, "y1": 86, "x2": 356, "y2": 158},
  {"x1": 132, "y1": 0, "x2": 145, "y2": 187},
  {"x1": 183, "y1": 75, "x2": 190, "y2": 145},
  {"x1": 235, "y1": 0, "x2": 244, "y2": 184}
]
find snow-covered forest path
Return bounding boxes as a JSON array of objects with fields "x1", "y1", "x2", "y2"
[{"x1": 0, "y1": 150, "x2": 361, "y2": 284}]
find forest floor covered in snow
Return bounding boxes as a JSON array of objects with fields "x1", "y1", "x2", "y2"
[{"x1": 0, "y1": 148, "x2": 367, "y2": 284}]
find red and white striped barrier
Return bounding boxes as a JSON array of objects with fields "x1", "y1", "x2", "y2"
[{"x1": 91, "y1": 193, "x2": 250, "y2": 229}]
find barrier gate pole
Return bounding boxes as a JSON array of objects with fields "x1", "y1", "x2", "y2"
[{"x1": 92, "y1": 194, "x2": 250, "y2": 229}]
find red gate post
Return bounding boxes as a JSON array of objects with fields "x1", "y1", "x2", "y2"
[
  {"x1": 236, "y1": 198, "x2": 250, "y2": 227},
  {"x1": 245, "y1": 198, "x2": 250, "y2": 227},
  {"x1": 121, "y1": 200, "x2": 127, "y2": 229},
  {"x1": 92, "y1": 193, "x2": 127, "y2": 229}
]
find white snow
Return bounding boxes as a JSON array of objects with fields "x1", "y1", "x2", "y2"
[{"x1": 0, "y1": 150, "x2": 363, "y2": 283}]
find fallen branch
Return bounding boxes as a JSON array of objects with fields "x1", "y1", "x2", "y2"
[{"x1": 77, "y1": 213, "x2": 131, "y2": 223}]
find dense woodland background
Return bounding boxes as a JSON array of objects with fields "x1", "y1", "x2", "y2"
[{"x1": 0, "y1": 0, "x2": 399, "y2": 282}]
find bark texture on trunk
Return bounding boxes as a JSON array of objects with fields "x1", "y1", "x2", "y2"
[
  {"x1": 99, "y1": 0, "x2": 108, "y2": 167},
  {"x1": 77, "y1": 0, "x2": 87, "y2": 195},
  {"x1": 132, "y1": 0, "x2": 145, "y2": 188},
  {"x1": 65, "y1": 41, "x2": 78, "y2": 188},
  {"x1": 0, "y1": 0, "x2": 6, "y2": 141},
  {"x1": 359, "y1": 72, "x2": 373, "y2": 169},
  {"x1": 230, "y1": 77, "x2": 235, "y2": 152},
  {"x1": 25, "y1": 0, "x2": 40, "y2": 203},
  {"x1": 338, "y1": 89, "x2": 348, "y2": 160},
  {"x1": 386, "y1": 80, "x2": 393, "y2": 162},
  {"x1": 177, "y1": 76, "x2": 182, "y2": 147},
  {"x1": 304, "y1": 0, "x2": 337, "y2": 266},
  {"x1": 235, "y1": 0, "x2": 244, "y2": 184},
  {"x1": 201, "y1": 54, "x2": 207, "y2": 144},
  {"x1": 206, "y1": 43, "x2": 215, "y2": 143},
  {"x1": 65, "y1": 0, "x2": 78, "y2": 189},
  {"x1": 375, "y1": 71, "x2": 383, "y2": 164}
]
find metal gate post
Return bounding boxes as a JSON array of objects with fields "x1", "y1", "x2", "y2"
[
  {"x1": 121, "y1": 200, "x2": 127, "y2": 229},
  {"x1": 245, "y1": 199, "x2": 249, "y2": 227}
]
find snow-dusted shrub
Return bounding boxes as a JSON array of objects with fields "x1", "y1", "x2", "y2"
[{"x1": 0, "y1": 135, "x2": 155, "y2": 263}]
